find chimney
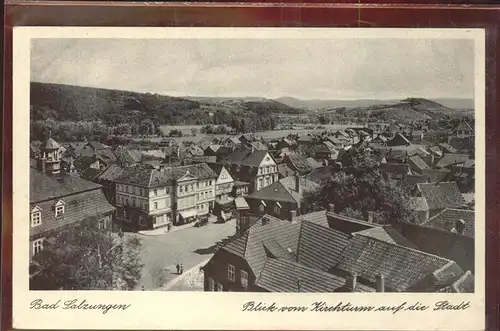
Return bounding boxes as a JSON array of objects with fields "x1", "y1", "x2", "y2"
[
  {"x1": 376, "y1": 274, "x2": 385, "y2": 292},
  {"x1": 346, "y1": 273, "x2": 357, "y2": 291},
  {"x1": 367, "y1": 211, "x2": 374, "y2": 223},
  {"x1": 295, "y1": 173, "x2": 300, "y2": 192},
  {"x1": 328, "y1": 203, "x2": 335, "y2": 212},
  {"x1": 455, "y1": 219, "x2": 466, "y2": 235}
]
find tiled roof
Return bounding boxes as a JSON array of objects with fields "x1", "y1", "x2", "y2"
[
  {"x1": 88, "y1": 141, "x2": 107, "y2": 150},
  {"x1": 256, "y1": 258, "x2": 374, "y2": 292},
  {"x1": 408, "y1": 197, "x2": 429, "y2": 211},
  {"x1": 422, "y1": 168, "x2": 450, "y2": 183},
  {"x1": 286, "y1": 154, "x2": 319, "y2": 174},
  {"x1": 73, "y1": 156, "x2": 99, "y2": 172},
  {"x1": 438, "y1": 143, "x2": 458, "y2": 154},
  {"x1": 436, "y1": 154, "x2": 471, "y2": 168},
  {"x1": 379, "y1": 163, "x2": 412, "y2": 175},
  {"x1": 423, "y1": 208, "x2": 474, "y2": 238},
  {"x1": 306, "y1": 166, "x2": 334, "y2": 184},
  {"x1": 30, "y1": 168, "x2": 103, "y2": 202},
  {"x1": 326, "y1": 212, "x2": 379, "y2": 234},
  {"x1": 116, "y1": 163, "x2": 218, "y2": 187},
  {"x1": 246, "y1": 176, "x2": 319, "y2": 204},
  {"x1": 223, "y1": 146, "x2": 271, "y2": 167},
  {"x1": 292, "y1": 210, "x2": 329, "y2": 228},
  {"x1": 167, "y1": 163, "x2": 218, "y2": 181},
  {"x1": 417, "y1": 182, "x2": 463, "y2": 211},
  {"x1": 278, "y1": 163, "x2": 295, "y2": 178},
  {"x1": 409, "y1": 155, "x2": 430, "y2": 170},
  {"x1": 296, "y1": 221, "x2": 351, "y2": 272},
  {"x1": 353, "y1": 226, "x2": 419, "y2": 249},
  {"x1": 97, "y1": 164, "x2": 124, "y2": 181},
  {"x1": 336, "y1": 235, "x2": 459, "y2": 292},
  {"x1": 30, "y1": 188, "x2": 115, "y2": 238}
]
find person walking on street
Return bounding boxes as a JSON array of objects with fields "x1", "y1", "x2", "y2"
[
  {"x1": 176, "y1": 263, "x2": 180, "y2": 275},
  {"x1": 180, "y1": 263, "x2": 184, "y2": 275}
]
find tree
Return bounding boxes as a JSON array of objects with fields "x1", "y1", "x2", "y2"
[
  {"x1": 318, "y1": 115, "x2": 327, "y2": 125},
  {"x1": 191, "y1": 128, "x2": 198, "y2": 136},
  {"x1": 30, "y1": 221, "x2": 143, "y2": 290},
  {"x1": 303, "y1": 149, "x2": 413, "y2": 225}
]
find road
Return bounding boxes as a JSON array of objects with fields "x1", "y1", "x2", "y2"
[{"x1": 126, "y1": 219, "x2": 236, "y2": 290}]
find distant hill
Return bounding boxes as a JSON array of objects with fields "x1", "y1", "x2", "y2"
[
  {"x1": 30, "y1": 82, "x2": 304, "y2": 126},
  {"x1": 324, "y1": 97, "x2": 468, "y2": 122},
  {"x1": 275, "y1": 96, "x2": 474, "y2": 111}
]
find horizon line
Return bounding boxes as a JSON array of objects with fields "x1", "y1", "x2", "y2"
[{"x1": 30, "y1": 81, "x2": 474, "y2": 102}]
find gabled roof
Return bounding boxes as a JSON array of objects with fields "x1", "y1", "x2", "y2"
[
  {"x1": 223, "y1": 146, "x2": 272, "y2": 167},
  {"x1": 409, "y1": 155, "x2": 430, "y2": 170},
  {"x1": 97, "y1": 164, "x2": 124, "y2": 181},
  {"x1": 438, "y1": 270, "x2": 474, "y2": 293},
  {"x1": 438, "y1": 143, "x2": 458, "y2": 154},
  {"x1": 353, "y1": 226, "x2": 419, "y2": 249},
  {"x1": 30, "y1": 188, "x2": 115, "y2": 237},
  {"x1": 256, "y1": 258, "x2": 374, "y2": 293},
  {"x1": 436, "y1": 154, "x2": 471, "y2": 168},
  {"x1": 246, "y1": 176, "x2": 320, "y2": 204},
  {"x1": 221, "y1": 219, "x2": 351, "y2": 279},
  {"x1": 336, "y1": 235, "x2": 463, "y2": 292},
  {"x1": 422, "y1": 168, "x2": 450, "y2": 183},
  {"x1": 423, "y1": 208, "x2": 474, "y2": 238},
  {"x1": 379, "y1": 162, "x2": 412, "y2": 175},
  {"x1": 30, "y1": 168, "x2": 102, "y2": 202},
  {"x1": 167, "y1": 163, "x2": 218, "y2": 181},
  {"x1": 417, "y1": 182, "x2": 463, "y2": 211},
  {"x1": 292, "y1": 210, "x2": 329, "y2": 228},
  {"x1": 88, "y1": 141, "x2": 107, "y2": 150},
  {"x1": 277, "y1": 163, "x2": 294, "y2": 178},
  {"x1": 408, "y1": 197, "x2": 429, "y2": 212}
]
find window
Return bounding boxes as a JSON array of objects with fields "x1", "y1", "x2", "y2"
[
  {"x1": 191, "y1": 184, "x2": 194, "y2": 191},
  {"x1": 154, "y1": 189, "x2": 158, "y2": 196},
  {"x1": 196, "y1": 183, "x2": 199, "y2": 189},
  {"x1": 228, "y1": 264, "x2": 235, "y2": 282},
  {"x1": 145, "y1": 203, "x2": 149, "y2": 210},
  {"x1": 180, "y1": 186, "x2": 183, "y2": 193},
  {"x1": 241, "y1": 270, "x2": 248, "y2": 288},
  {"x1": 124, "y1": 209, "x2": 128, "y2": 219},
  {"x1": 54, "y1": 200, "x2": 65, "y2": 217},
  {"x1": 126, "y1": 198, "x2": 129, "y2": 205},
  {"x1": 32, "y1": 238, "x2": 44, "y2": 255},
  {"x1": 165, "y1": 198, "x2": 170, "y2": 207},
  {"x1": 216, "y1": 282, "x2": 223, "y2": 292},
  {"x1": 126, "y1": 186, "x2": 129, "y2": 193},
  {"x1": 31, "y1": 207, "x2": 42, "y2": 227},
  {"x1": 117, "y1": 184, "x2": 120, "y2": 191},
  {"x1": 166, "y1": 187, "x2": 170, "y2": 194},
  {"x1": 209, "y1": 180, "x2": 213, "y2": 186},
  {"x1": 140, "y1": 216, "x2": 147, "y2": 226},
  {"x1": 154, "y1": 202, "x2": 158, "y2": 209},
  {"x1": 140, "y1": 188, "x2": 143, "y2": 196},
  {"x1": 132, "y1": 199, "x2": 136, "y2": 207},
  {"x1": 208, "y1": 277, "x2": 215, "y2": 291},
  {"x1": 274, "y1": 202, "x2": 282, "y2": 215}
]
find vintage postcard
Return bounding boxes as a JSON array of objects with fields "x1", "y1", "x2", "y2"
[{"x1": 12, "y1": 27, "x2": 485, "y2": 330}]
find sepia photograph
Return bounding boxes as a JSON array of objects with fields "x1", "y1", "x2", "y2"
[
  {"x1": 27, "y1": 35, "x2": 477, "y2": 293},
  {"x1": 11, "y1": 27, "x2": 485, "y2": 331}
]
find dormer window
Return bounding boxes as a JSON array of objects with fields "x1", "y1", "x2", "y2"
[
  {"x1": 31, "y1": 206, "x2": 42, "y2": 227},
  {"x1": 54, "y1": 200, "x2": 65, "y2": 217}
]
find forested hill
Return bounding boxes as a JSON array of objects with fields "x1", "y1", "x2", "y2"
[{"x1": 30, "y1": 82, "x2": 304, "y2": 126}]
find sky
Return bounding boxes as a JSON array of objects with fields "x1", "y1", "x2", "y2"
[{"x1": 31, "y1": 38, "x2": 475, "y2": 100}]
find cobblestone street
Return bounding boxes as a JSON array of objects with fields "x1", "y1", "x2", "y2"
[{"x1": 126, "y1": 219, "x2": 236, "y2": 290}]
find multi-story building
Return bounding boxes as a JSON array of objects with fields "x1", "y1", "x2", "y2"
[
  {"x1": 30, "y1": 137, "x2": 115, "y2": 261},
  {"x1": 114, "y1": 163, "x2": 217, "y2": 230},
  {"x1": 222, "y1": 146, "x2": 279, "y2": 193},
  {"x1": 203, "y1": 213, "x2": 474, "y2": 293}
]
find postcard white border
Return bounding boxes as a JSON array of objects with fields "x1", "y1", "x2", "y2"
[{"x1": 12, "y1": 27, "x2": 486, "y2": 331}]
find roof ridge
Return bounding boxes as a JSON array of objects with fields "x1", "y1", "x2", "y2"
[{"x1": 360, "y1": 234, "x2": 453, "y2": 263}]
